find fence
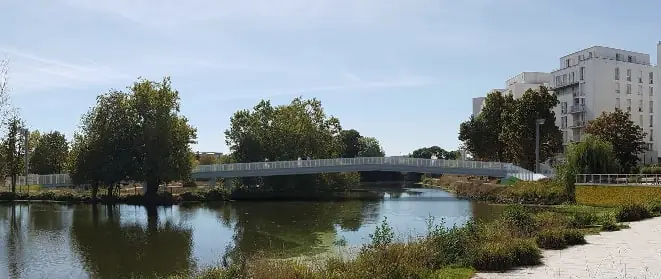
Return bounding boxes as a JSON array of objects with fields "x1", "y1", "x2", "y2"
[{"x1": 575, "y1": 173, "x2": 661, "y2": 186}]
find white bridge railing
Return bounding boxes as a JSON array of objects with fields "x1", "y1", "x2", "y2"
[
  {"x1": 193, "y1": 157, "x2": 510, "y2": 173},
  {"x1": 4, "y1": 157, "x2": 538, "y2": 186}
]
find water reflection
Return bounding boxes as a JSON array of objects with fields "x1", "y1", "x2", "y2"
[
  {"x1": 71, "y1": 205, "x2": 194, "y2": 279},
  {"x1": 0, "y1": 188, "x2": 504, "y2": 278}
]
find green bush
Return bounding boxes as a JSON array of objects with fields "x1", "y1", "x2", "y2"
[
  {"x1": 180, "y1": 191, "x2": 205, "y2": 202},
  {"x1": 600, "y1": 220, "x2": 620, "y2": 231},
  {"x1": 568, "y1": 212, "x2": 599, "y2": 228},
  {"x1": 535, "y1": 229, "x2": 567, "y2": 249},
  {"x1": 471, "y1": 239, "x2": 541, "y2": 271},
  {"x1": 182, "y1": 180, "x2": 197, "y2": 187},
  {"x1": 616, "y1": 203, "x2": 652, "y2": 222},
  {"x1": 501, "y1": 205, "x2": 537, "y2": 236},
  {"x1": 0, "y1": 192, "x2": 16, "y2": 201},
  {"x1": 204, "y1": 188, "x2": 229, "y2": 201},
  {"x1": 535, "y1": 228, "x2": 585, "y2": 249},
  {"x1": 647, "y1": 199, "x2": 661, "y2": 215}
]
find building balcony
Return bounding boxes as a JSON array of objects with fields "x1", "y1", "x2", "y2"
[
  {"x1": 551, "y1": 81, "x2": 580, "y2": 90},
  {"x1": 570, "y1": 105, "x2": 586, "y2": 114},
  {"x1": 569, "y1": 121, "x2": 585, "y2": 128}
]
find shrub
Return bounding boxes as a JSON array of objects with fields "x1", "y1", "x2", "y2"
[
  {"x1": 568, "y1": 212, "x2": 599, "y2": 228},
  {"x1": 501, "y1": 205, "x2": 537, "y2": 236},
  {"x1": 0, "y1": 192, "x2": 16, "y2": 201},
  {"x1": 616, "y1": 203, "x2": 651, "y2": 222},
  {"x1": 534, "y1": 211, "x2": 569, "y2": 230},
  {"x1": 600, "y1": 219, "x2": 620, "y2": 231},
  {"x1": 647, "y1": 199, "x2": 661, "y2": 215},
  {"x1": 204, "y1": 188, "x2": 229, "y2": 201},
  {"x1": 535, "y1": 229, "x2": 567, "y2": 249},
  {"x1": 535, "y1": 228, "x2": 585, "y2": 249},
  {"x1": 180, "y1": 191, "x2": 205, "y2": 202},
  {"x1": 562, "y1": 229, "x2": 586, "y2": 246},
  {"x1": 182, "y1": 180, "x2": 197, "y2": 187},
  {"x1": 471, "y1": 238, "x2": 541, "y2": 271}
]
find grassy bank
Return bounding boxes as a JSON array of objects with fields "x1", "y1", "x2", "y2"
[
  {"x1": 0, "y1": 187, "x2": 384, "y2": 205},
  {"x1": 172, "y1": 201, "x2": 661, "y2": 279}
]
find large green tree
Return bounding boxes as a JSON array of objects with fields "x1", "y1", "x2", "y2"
[
  {"x1": 565, "y1": 134, "x2": 617, "y2": 174},
  {"x1": 459, "y1": 91, "x2": 514, "y2": 161},
  {"x1": 357, "y1": 137, "x2": 385, "y2": 157},
  {"x1": 585, "y1": 109, "x2": 647, "y2": 172},
  {"x1": 339, "y1": 129, "x2": 364, "y2": 158},
  {"x1": 459, "y1": 87, "x2": 561, "y2": 170},
  {"x1": 29, "y1": 131, "x2": 69, "y2": 174},
  {"x1": 1, "y1": 116, "x2": 26, "y2": 193},
  {"x1": 225, "y1": 97, "x2": 356, "y2": 192},
  {"x1": 70, "y1": 78, "x2": 197, "y2": 199},
  {"x1": 500, "y1": 86, "x2": 562, "y2": 170}
]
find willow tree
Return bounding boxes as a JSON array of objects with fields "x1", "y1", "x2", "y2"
[{"x1": 565, "y1": 134, "x2": 617, "y2": 174}]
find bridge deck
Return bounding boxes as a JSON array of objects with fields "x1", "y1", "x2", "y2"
[{"x1": 7, "y1": 157, "x2": 539, "y2": 186}]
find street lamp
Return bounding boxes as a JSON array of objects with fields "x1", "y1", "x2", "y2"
[
  {"x1": 21, "y1": 128, "x2": 29, "y2": 189},
  {"x1": 535, "y1": 119, "x2": 545, "y2": 173}
]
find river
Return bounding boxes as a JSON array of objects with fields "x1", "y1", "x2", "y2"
[{"x1": 0, "y1": 187, "x2": 503, "y2": 279}]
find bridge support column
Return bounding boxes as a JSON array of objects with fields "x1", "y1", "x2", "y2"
[
  {"x1": 209, "y1": 178, "x2": 216, "y2": 187},
  {"x1": 224, "y1": 178, "x2": 234, "y2": 189}
]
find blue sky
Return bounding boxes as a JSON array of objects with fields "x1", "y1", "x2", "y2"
[{"x1": 1, "y1": 0, "x2": 660, "y2": 156}]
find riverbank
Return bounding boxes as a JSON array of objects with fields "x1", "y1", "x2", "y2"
[
  {"x1": 173, "y1": 200, "x2": 661, "y2": 279},
  {"x1": 0, "y1": 187, "x2": 384, "y2": 206},
  {"x1": 474, "y1": 216, "x2": 661, "y2": 279}
]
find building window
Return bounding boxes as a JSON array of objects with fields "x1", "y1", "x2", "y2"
[
  {"x1": 561, "y1": 116, "x2": 567, "y2": 129},
  {"x1": 565, "y1": 59, "x2": 570, "y2": 68},
  {"x1": 627, "y1": 99, "x2": 632, "y2": 112},
  {"x1": 650, "y1": 101, "x2": 654, "y2": 113},
  {"x1": 639, "y1": 100, "x2": 644, "y2": 112},
  {"x1": 589, "y1": 52, "x2": 593, "y2": 58},
  {"x1": 639, "y1": 70, "x2": 643, "y2": 83},
  {"x1": 627, "y1": 84, "x2": 632, "y2": 94},
  {"x1": 555, "y1": 76, "x2": 561, "y2": 86},
  {"x1": 616, "y1": 98, "x2": 620, "y2": 109},
  {"x1": 627, "y1": 69, "x2": 631, "y2": 81},
  {"x1": 651, "y1": 129, "x2": 654, "y2": 141},
  {"x1": 650, "y1": 72, "x2": 654, "y2": 84},
  {"x1": 640, "y1": 115, "x2": 644, "y2": 126},
  {"x1": 650, "y1": 115, "x2": 654, "y2": 127},
  {"x1": 638, "y1": 85, "x2": 643, "y2": 95},
  {"x1": 628, "y1": 55, "x2": 633, "y2": 62},
  {"x1": 616, "y1": 53, "x2": 622, "y2": 61},
  {"x1": 563, "y1": 74, "x2": 567, "y2": 84},
  {"x1": 570, "y1": 72, "x2": 575, "y2": 83},
  {"x1": 651, "y1": 86, "x2": 654, "y2": 96},
  {"x1": 579, "y1": 67, "x2": 585, "y2": 80},
  {"x1": 615, "y1": 68, "x2": 620, "y2": 80},
  {"x1": 616, "y1": 82, "x2": 620, "y2": 94}
]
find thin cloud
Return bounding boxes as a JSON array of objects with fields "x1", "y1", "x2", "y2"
[
  {"x1": 0, "y1": 47, "x2": 128, "y2": 93},
  {"x1": 214, "y1": 75, "x2": 438, "y2": 101}
]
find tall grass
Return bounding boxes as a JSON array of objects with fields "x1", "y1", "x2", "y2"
[{"x1": 176, "y1": 205, "x2": 633, "y2": 279}]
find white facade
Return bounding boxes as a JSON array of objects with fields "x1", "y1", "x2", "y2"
[
  {"x1": 551, "y1": 46, "x2": 659, "y2": 164},
  {"x1": 472, "y1": 97, "x2": 486, "y2": 116},
  {"x1": 504, "y1": 72, "x2": 552, "y2": 99}
]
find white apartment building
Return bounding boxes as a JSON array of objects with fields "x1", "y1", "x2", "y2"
[
  {"x1": 472, "y1": 72, "x2": 551, "y2": 116},
  {"x1": 552, "y1": 45, "x2": 659, "y2": 164}
]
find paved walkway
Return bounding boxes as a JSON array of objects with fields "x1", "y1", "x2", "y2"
[{"x1": 474, "y1": 217, "x2": 661, "y2": 279}]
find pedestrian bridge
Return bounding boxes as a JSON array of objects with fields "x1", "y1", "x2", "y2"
[
  {"x1": 8, "y1": 157, "x2": 540, "y2": 187},
  {"x1": 191, "y1": 157, "x2": 538, "y2": 181}
]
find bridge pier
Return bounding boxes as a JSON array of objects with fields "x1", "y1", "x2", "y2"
[
  {"x1": 209, "y1": 178, "x2": 216, "y2": 187},
  {"x1": 224, "y1": 178, "x2": 234, "y2": 189}
]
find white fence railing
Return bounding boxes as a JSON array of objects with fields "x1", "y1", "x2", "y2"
[
  {"x1": 193, "y1": 157, "x2": 510, "y2": 173},
  {"x1": 575, "y1": 173, "x2": 661, "y2": 186},
  {"x1": 3, "y1": 157, "x2": 541, "y2": 186}
]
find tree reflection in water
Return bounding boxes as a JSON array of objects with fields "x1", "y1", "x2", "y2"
[{"x1": 70, "y1": 204, "x2": 195, "y2": 279}]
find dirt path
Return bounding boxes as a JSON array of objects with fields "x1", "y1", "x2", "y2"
[{"x1": 474, "y1": 217, "x2": 661, "y2": 279}]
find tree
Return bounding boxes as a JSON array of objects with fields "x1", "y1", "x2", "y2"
[
  {"x1": 585, "y1": 109, "x2": 647, "y2": 172},
  {"x1": 29, "y1": 131, "x2": 69, "y2": 174},
  {"x1": 0, "y1": 57, "x2": 13, "y2": 124},
  {"x1": 198, "y1": 154, "x2": 219, "y2": 165},
  {"x1": 565, "y1": 134, "x2": 617, "y2": 174},
  {"x1": 500, "y1": 86, "x2": 562, "y2": 170},
  {"x1": 339, "y1": 129, "x2": 363, "y2": 158},
  {"x1": 459, "y1": 91, "x2": 514, "y2": 161},
  {"x1": 357, "y1": 137, "x2": 385, "y2": 157},
  {"x1": 28, "y1": 130, "x2": 41, "y2": 154},
  {"x1": 1, "y1": 116, "x2": 26, "y2": 193},
  {"x1": 70, "y1": 77, "x2": 197, "y2": 200},
  {"x1": 225, "y1": 97, "x2": 356, "y2": 192}
]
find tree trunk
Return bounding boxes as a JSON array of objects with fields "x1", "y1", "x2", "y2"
[
  {"x1": 10, "y1": 175, "x2": 16, "y2": 194},
  {"x1": 145, "y1": 179, "x2": 158, "y2": 198},
  {"x1": 106, "y1": 184, "x2": 114, "y2": 198},
  {"x1": 91, "y1": 182, "x2": 99, "y2": 203}
]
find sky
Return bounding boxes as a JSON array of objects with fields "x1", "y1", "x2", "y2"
[{"x1": 1, "y1": 0, "x2": 660, "y2": 156}]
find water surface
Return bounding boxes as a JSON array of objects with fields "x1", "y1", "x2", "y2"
[{"x1": 0, "y1": 188, "x2": 503, "y2": 279}]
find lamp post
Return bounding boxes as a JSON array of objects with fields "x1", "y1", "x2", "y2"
[
  {"x1": 535, "y1": 119, "x2": 545, "y2": 173},
  {"x1": 21, "y1": 128, "x2": 29, "y2": 190}
]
